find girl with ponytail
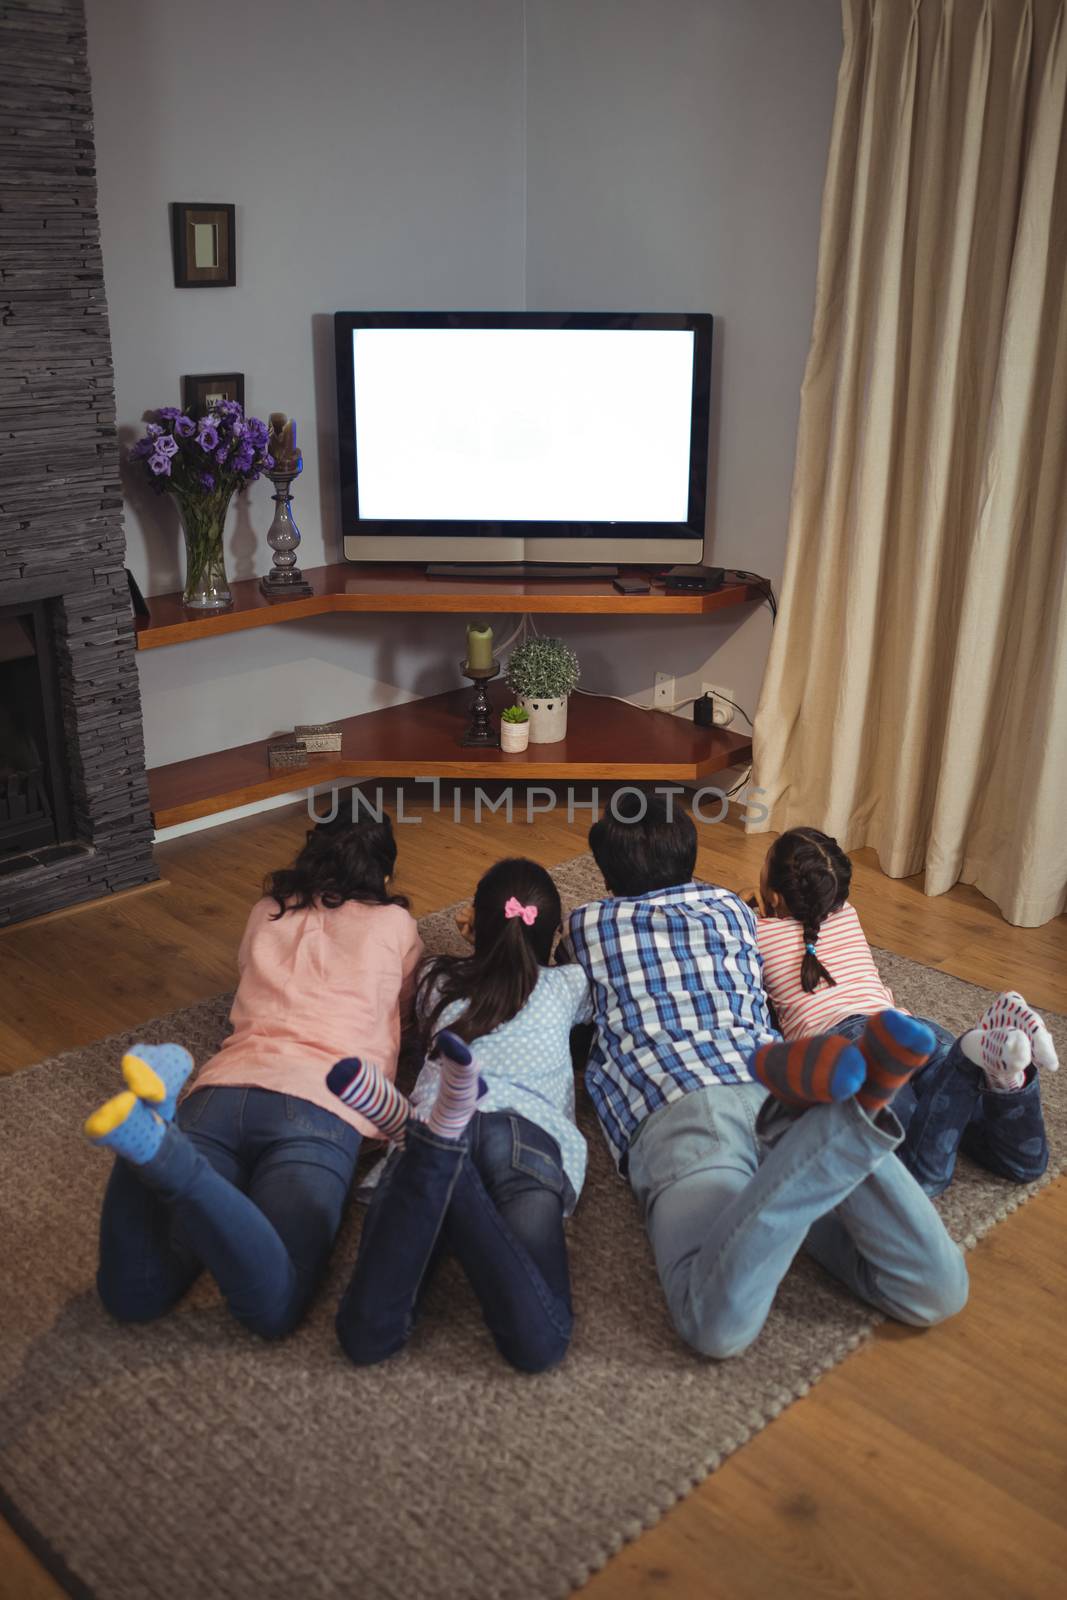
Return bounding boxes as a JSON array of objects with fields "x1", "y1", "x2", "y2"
[
  {"x1": 329, "y1": 857, "x2": 593, "y2": 1372},
  {"x1": 753, "y1": 828, "x2": 1054, "y2": 1198}
]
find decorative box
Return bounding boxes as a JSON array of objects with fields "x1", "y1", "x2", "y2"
[
  {"x1": 267, "y1": 737, "x2": 309, "y2": 771},
  {"x1": 293, "y1": 723, "x2": 343, "y2": 752}
]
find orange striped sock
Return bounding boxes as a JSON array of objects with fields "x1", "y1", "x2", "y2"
[
  {"x1": 751, "y1": 1035, "x2": 867, "y2": 1106},
  {"x1": 854, "y1": 1010, "x2": 936, "y2": 1113}
]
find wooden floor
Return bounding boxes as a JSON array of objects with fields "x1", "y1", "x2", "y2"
[{"x1": 1, "y1": 787, "x2": 1065, "y2": 1600}]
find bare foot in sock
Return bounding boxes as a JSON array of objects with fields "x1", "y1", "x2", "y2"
[
  {"x1": 961, "y1": 991, "x2": 1058, "y2": 1092},
  {"x1": 425, "y1": 1030, "x2": 484, "y2": 1139},
  {"x1": 326, "y1": 1057, "x2": 410, "y2": 1139}
]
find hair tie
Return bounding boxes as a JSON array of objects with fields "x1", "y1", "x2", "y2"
[
  {"x1": 504, "y1": 896, "x2": 538, "y2": 926},
  {"x1": 805, "y1": 942, "x2": 817, "y2": 954}
]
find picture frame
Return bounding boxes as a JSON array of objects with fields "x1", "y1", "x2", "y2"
[
  {"x1": 181, "y1": 372, "x2": 245, "y2": 417},
  {"x1": 171, "y1": 202, "x2": 236, "y2": 287}
]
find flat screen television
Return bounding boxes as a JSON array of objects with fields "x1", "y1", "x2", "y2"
[{"x1": 334, "y1": 311, "x2": 712, "y2": 568}]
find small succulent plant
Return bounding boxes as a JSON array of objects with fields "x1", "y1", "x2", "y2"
[{"x1": 501, "y1": 705, "x2": 530, "y2": 724}]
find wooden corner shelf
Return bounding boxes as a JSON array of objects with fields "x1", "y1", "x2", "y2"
[
  {"x1": 149, "y1": 684, "x2": 752, "y2": 829},
  {"x1": 138, "y1": 562, "x2": 763, "y2": 827},
  {"x1": 134, "y1": 563, "x2": 765, "y2": 650}
]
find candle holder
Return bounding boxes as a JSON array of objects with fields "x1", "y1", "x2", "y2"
[
  {"x1": 260, "y1": 468, "x2": 314, "y2": 600},
  {"x1": 459, "y1": 658, "x2": 501, "y2": 748}
]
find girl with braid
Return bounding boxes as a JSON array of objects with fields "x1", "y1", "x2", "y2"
[{"x1": 753, "y1": 827, "x2": 1056, "y2": 1196}]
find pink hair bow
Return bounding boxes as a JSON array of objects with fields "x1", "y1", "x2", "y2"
[{"x1": 504, "y1": 896, "x2": 538, "y2": 925}]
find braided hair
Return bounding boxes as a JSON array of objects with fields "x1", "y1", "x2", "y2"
[{"x1": 764, "y1": 827, "x2": 852, "y2": 993}]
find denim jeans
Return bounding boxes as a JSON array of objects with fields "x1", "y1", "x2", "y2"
[
  {"x1": 336, "y1": 1111, "x2": 573, "y2": 1373},
  {"x1": 832, "y1": 1014, "x2": 1049, "y2": 1197},
  {"x1": 97, "y1": 1086, "x2": 361, "y2": 1338},
  {"x1": 626, "y1": 1082, "x2": 968, "y2": 1359}
]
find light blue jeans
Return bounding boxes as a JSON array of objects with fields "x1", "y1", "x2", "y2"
[{"x1": 626, "y1": 1083, "x2": 969, "y2": 1359}]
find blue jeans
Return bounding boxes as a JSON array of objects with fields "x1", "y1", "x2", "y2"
[
  {"x1": 336, "y1": 1111, "x2": 572, "y2": 1373},
  {"x1": 832, "y1": 1014, "x2": 1049, "y2": 1197},
  {"x1": 97, "y1": 1086, "x2": 361, "y2": 1339},
  {"x1": 627, "y1": 1083, "x2": 968, "y2": 1359}
]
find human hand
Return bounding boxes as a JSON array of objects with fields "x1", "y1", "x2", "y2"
[{"x1": 454, "y1": 903, "x2": 475, "y2": 944}]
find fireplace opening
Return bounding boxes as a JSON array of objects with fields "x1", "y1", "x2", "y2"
[{"x1": 0, "y1": 601, "x2": 74, "y2": 866}]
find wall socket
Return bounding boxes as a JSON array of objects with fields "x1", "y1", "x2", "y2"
[
  {"x1": 654, "y1": 671, "x2": 675, "y2": 710},
  {"x1": 702, "y1": 683, "x2": 735, "y2": 727}
]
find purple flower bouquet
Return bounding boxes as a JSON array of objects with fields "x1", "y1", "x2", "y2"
[{"x1": 130, "y1": 402, "x2": 274, "y2": 609}]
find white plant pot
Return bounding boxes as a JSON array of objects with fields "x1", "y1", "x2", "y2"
[
  {"x1": 500, "y1": 719, "x2": 530, "y2": 753},
  {"x1": 520, "y1": 693, "x2": 569, "y2": 744}
]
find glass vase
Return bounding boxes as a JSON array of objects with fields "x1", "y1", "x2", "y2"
[{"x1": 175, "y1": 489, "x2": 234, "y2": 609}]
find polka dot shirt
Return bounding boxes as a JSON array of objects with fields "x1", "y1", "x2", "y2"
[{"x1": 410, "y1": 964, "x2": 594, "y2": 1214}]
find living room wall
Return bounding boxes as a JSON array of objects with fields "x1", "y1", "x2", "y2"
[{"x1": 85, "y1": 0, "x2": 839, "y2": 788}]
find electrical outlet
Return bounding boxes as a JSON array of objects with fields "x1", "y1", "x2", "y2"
[
  {"x1": 702, "y1": 683, "x2": 735, "y2": 727},
  {"x1": 654, "y1": 671, "x2": 675, "y2": 710}
]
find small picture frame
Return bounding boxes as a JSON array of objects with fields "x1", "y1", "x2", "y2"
[
  {"x1": 181, "y1": 372, "x2": 245, "y2": 417},
  {"x1": 171, "y1": 202, "x2": 236, "y2": 287}
]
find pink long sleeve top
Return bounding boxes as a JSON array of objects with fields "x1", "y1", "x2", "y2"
[{"x1": 191, "y1": 895, "x2": 423, "y2": 1137}]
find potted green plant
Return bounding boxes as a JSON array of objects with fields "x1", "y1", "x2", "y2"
[
  {"x1": 505, "y1": 637, "x2": 580, "y2": 743},
  {"x1": 500, "y1": 703, "x2": 531, "y2": 753}
]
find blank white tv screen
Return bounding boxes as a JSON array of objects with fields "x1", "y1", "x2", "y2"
[{"x1": 351, "y1": 327, "x2": 695, "y2": 524}]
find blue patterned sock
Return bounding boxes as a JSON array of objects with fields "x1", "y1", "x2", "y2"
[
  {"x1": 85, "y1": 1092, "x2": 166, "y2": 1165},
  {"x1": 122, "y1": 1042, "x2": 194, "y2": 1120}
]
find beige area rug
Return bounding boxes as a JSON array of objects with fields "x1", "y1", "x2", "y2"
[{"x1": 1, "y1": 854, "x2": 1064, "y2": 1600}]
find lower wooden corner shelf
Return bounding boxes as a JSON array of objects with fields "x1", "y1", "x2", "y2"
[{"x1": 148, "y1": 685, "x2": 752, "y2": 828}]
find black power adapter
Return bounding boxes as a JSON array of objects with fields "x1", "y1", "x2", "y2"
[{"x1": 693, "y1": 692, "x2": 717, "y2": 728}]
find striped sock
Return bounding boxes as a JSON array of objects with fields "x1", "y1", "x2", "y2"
[
  {"x1": 85, "y1": 1091, "x2": 166, "y2": 1165},
  {"x1": 121, "y1": 1042, "x2": 194, "y2": 1121},
  {"x1": 326, "y1": 1057, "x2": 410, "y2": 1140},
  {"x1": 855, "y1": 1010, "x2": 936, "y2": 1113},
  {"x1": 750, "y1": 1034, "x2": 867, "y2": 1106},
  {"x1": 425, "y1": 1030, "x2": 482, "y2": 1140}
]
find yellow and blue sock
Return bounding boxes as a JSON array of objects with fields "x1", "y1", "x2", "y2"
[
  {"x1": 121, "y1": 1042, "x2": 193, "y2": 1121},
  {"x1": 84, "y1": 1091, "x2": 166, "y2": 1165}
]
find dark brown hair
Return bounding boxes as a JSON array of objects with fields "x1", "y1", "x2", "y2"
[
  {"x1": 764, "y1": 827, "x2": 851, "y2": 992},
  {"x1": 415, "y1": 857, "x2": 561, "y2": 1047},
  {"x1": 588, "y1": 792, "x2": 697, "y2": 896},
  {"x1": 265, "y1": 811, "x2": 408, "y2": 917}
]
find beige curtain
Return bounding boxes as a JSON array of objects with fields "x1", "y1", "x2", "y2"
[{"x1": 750, "y1": 0, "x2": 1067, "y2": 927}]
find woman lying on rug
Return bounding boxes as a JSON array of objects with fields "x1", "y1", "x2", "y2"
[
  {"x1": 752, "y1": 827, "x2": 1056, "y2": 1197},
  {"x1": 326, "y1": 857, "x2": 591, "y2": 1372},
  {"x1": 84, "y1": 812, "x2": 422, "y2": 1339}
]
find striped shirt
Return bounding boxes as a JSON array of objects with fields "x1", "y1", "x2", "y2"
[
  {"x1": 568, "y1": 882, "x2": 778, "y2": 1169},
  {"x1": 755, "y1": 903, "x2": 896, "y2": 1038}
]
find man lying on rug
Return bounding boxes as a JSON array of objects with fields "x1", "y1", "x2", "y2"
[
  {"x1": 566, "y1": 796, "x2": 989, "y2": 1360},
  {"x1": 751, "y1": 826, "x2": 1055, "y2": 1198}
]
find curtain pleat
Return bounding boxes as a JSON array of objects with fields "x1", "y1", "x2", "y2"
[{"x1": 751, "y1": 0, "x2": 1067, "y2": 927}]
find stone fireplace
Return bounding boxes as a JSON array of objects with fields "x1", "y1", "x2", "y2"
[{"x1": 0, "y1": 0, "x2": 156, "y2": 927}]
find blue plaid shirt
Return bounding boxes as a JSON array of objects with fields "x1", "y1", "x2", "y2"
[{"x1": 568, "y1": 881, "x2": 779, "y2": 1169}]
